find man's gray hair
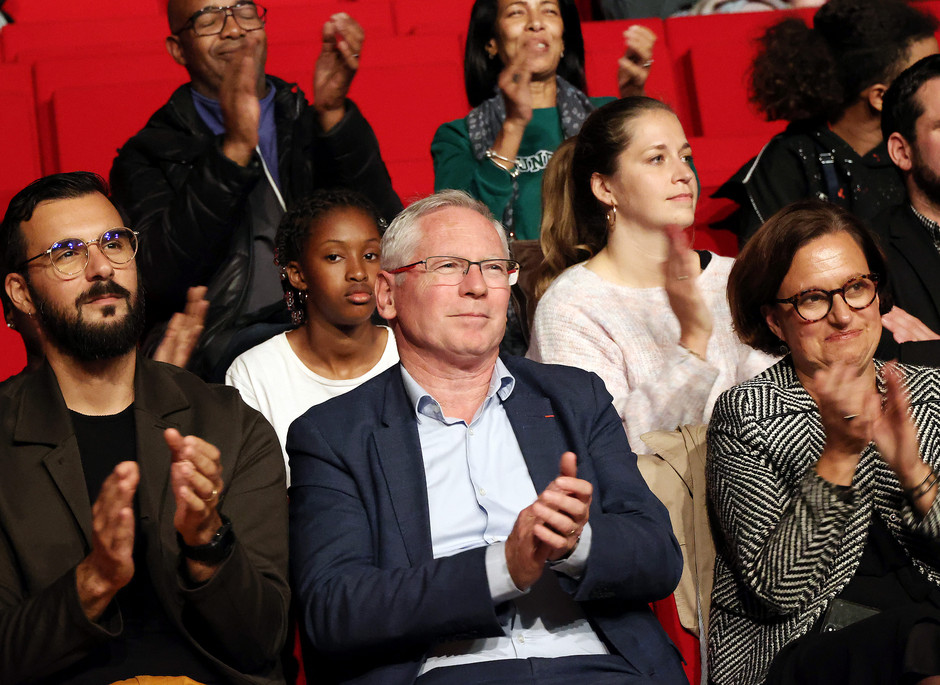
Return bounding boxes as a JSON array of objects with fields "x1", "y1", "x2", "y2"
[{"x1": 381, "y1": 190, "x2": 511, "y2": 274}]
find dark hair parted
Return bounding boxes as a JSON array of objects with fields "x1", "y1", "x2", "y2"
[
  {"x1": 274, "y1": 188, "x2": 383, "y2": 325},
  {"x1": 0, "y1": 171, "x2": 112, "y2": 276},
  {"x1": 535, "y1": 97, "x2": 675, "y2": 299},
  {"x1": 882, "y1": 54, "x2": 940, "y2": 143},
  {"x1": 464, "y1": 0, "x2": 587, "y2": 108},
  {"x1": 750, "y1": 0, "x2": 937, "y2": 123},
  {"x1": 728, "y1": 200, "x2": 892, "y2": 355}
]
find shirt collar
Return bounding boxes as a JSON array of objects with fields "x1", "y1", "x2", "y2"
[
  {"x1": 190, "y1": 78, "x2": 277, "y2": 136},
  {"x1": 400, "y1": 359, "x2": 516, "y2": 422},
  {"x1": 910, "y1": 204, "x2": 940, "y2": 251}
]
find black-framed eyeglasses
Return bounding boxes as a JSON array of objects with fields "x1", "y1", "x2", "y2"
[
  {"x1": 774, "y1": 274, "x2": 879, "y2": 322},
  {"x1": 18, "y1": 228, "x2": 140, "y2": 277},
  {"x1": 388, "y1": 256, "x2": 520, "y2": 287},
  {"x1": 173, "y1": 2, "x2": 267, "y2": 37}
]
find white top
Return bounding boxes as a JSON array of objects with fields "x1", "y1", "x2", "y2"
[
  {"x1": 527, "y1": 257, "x2": 775, "y2": 450},
  {"x1": 225, "y1": 327, "x2": 399, "y2": 485}
]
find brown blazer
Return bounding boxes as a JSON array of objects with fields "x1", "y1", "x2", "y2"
[{"x1": 0, "y1": 357, "x2": 289, "y2": 684}]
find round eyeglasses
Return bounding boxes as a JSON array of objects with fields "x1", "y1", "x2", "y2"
[
  {"x1": 174, "y1": 3, "x2": 267, "y2": 37},
  {"x1": 387, "y1": 256, "x2": 520, "y2": 287},
  {"x1": 774, "y1": 274, "x2": 879, "y2": 322},
  {"x1": 18, "y1": 228, "x2": 140, "y2": 277}
]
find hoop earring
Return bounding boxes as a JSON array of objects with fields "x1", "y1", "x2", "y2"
[{"x1": 606, "y1": 205, "x2": 617, "y2": 230}]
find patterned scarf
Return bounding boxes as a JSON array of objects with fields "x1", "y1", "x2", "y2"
[{"x1": 466, "y1": 75, "x2": 595, "y2": 232}]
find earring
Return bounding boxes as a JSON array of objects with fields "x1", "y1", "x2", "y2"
[{"x1": 606, "y1": 204, "x2": 617, "y2": 230}]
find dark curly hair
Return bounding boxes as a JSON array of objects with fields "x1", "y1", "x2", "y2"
[
  {"x1": 274, "y1": 188, "x2": 383, "y2": 325},
  {"x1": 728, "y1": 199, "x2": 892, "y2": 356},
  {"x1": 750, "y1": 0, "x2": 937, "y2": 123},
  {"x1": 464, "y1": 0, "x2": 587, "y2": 108}
]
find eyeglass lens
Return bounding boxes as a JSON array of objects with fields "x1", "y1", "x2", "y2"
[
  {"x1": 51, "y1": 229, "x2": 138, "y2": 276},
  {"x1": 794, "y1": 276, "x2": 877, "y2": 321},
  {"x1": 191, "y1": 4, "x2": 265, "y2": 35},
  {"x1": 424, "y1": 257, "x2": 519, "y2": 287}
]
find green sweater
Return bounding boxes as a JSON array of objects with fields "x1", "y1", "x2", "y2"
[{"x1": 431, "y1": 97, "x2": 614, "y2": 242}]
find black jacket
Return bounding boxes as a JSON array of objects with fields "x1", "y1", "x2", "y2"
[
  {"x1": 110, "y1": 77, "x2": 402, "y2": 379},
  {"x1": 714, "y1": 120, "x2": 905, "y2": 244}
]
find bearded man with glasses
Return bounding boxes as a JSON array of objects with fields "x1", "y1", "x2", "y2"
[
  {"x1": 287, "y1": 190, "x2": 685, "y2": 685},
  {"x1": 111, "y1": 0, "x2": 402, "y2": 381},
  {"x1": 0, "y1": 172, "x2": 290, "y2": 685}
]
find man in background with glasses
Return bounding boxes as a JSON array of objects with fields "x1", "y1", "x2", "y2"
[
  {"x1": 872, "y1": 53, "x2": 940, "y2": 366},
  {"x1": 0, "y1": 172, "x2": 290, "y2": 684},
  {"x1": 111, "y1": 0, "x2": 402, "y2": 381},
  {"x1": 287, "y1": 190, "x2": 685, "y2": 684}
]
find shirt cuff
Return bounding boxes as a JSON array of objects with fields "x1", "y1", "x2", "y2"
[
  {"x1": 548, "y1": 521, "x2": 592, "y2": 578},
  {"x1": 485, "y1": 541, "x2": 528, "y2": 604}
]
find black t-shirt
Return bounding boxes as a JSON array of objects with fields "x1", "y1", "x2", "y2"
[{"x1": 49, "y1": 407, "x2": 222, "y2": 685}]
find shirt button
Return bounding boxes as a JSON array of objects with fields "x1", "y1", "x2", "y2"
[
  {"x1": 479, "y1": 487, "x2": 486, "y2": 497},
  {"x1": 468, "y1": 428, "x2": 475, "y2": 436},
  {"x1": 516, "y1": 634, "x2": 525, "y2": 644}
]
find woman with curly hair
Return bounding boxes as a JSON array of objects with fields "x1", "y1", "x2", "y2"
[
  {"x1": 717, "y1": 0, "x2": 938, "y2": 244},
  {"x1": 225, "y1": 189, "x2": 398, "y2": 483}
]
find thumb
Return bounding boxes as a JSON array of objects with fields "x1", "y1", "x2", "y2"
[
  {"x1": 559, "y1": 451, "x2": 578, "y2": 479},
  {"x1": 164, "y1": 428, "x2": 185, "y2": 458}
]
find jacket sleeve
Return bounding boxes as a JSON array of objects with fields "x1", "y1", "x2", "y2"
[
  {"x1": 110, "y1": 130, "x2": 265, "y2": 314},
  {"x1": 287, "y1": 419, "x2": 503, "y2": 657},
  {"x1": 310, "y1": 99, "x2": 402, "y2": 223},
  {"x1": 175, "y1": 401, "x2": 291, "y2": 673},
  {"x1": 561, "y1": 373, "x2": 684, "y2": 604},
  {"x1": 431, "y1": 119, "x2": 515, "y2": 223},
  {"x1": 706, "y1": 387, "x2": 858, "y2": 615}
]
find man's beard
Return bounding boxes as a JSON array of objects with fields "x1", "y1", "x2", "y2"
[
  {"x1": 29, "y1": 279, "x2": 146, "y2": 362},
  {"x1": 911, "y1": 147, "x2": 940, "y2": 208}
]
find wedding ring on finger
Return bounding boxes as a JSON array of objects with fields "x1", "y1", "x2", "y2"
[
  {"x1": 676, "y1": 274, "x2": 689, "y2": 281},
  {"x1": 202, "y1": 488, "x2": 219, "y2": 503},
  {"x1": 843, "y1": 414, "x2": 859, "y2": 421},
  {"x1": 643, "y1": 59, "x2": 654, "y2": 68},
  {"x1": 567, "y1": 527, "x2": 577, "y2": 536}
]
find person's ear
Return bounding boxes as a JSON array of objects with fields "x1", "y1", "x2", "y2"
[
  {"x1": 374, "y1": 272, "x2": 397, "y2": 321},
  {"x1": 590, "y1": 172, "x2": 615, "y2": 207},
  {"x1": 166, "y1": 35, "x2": 187, "y2": 67},
  {"x1": 485, "y1": 38, "x2": 499, "y2": 60},
  {"x1": 887, "y1": 131, "x2": 914, "y2": 172},
  {"x1": 761, "y1": 303, "x2": 786, "y2": 344},
  {"x1": 6, "y1": 273, "x2": 33, "y2": 317},
  {"x1": 864, "y1": 83, "x2": 888, "y2": 113},
  {"x1": 285, "y1": 261, "x2": 307, "y2": 292}
]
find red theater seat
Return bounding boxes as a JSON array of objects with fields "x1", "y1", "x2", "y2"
[
  {"x1": 51, "y1": 79, "x2": 180, "y2": 178},
  {"x1": 2, "y1": 0, "x2": 161, "y2": 23},
  {"x1": 0, "y1": 17, "x2": 166, "y2": 62},
  {"x1": 0, "y1": 64, "x2": 41, "y2": 189},
  {"x1": 266, "y1": 0, "x2": 396, "y2": 41},
  {"x1": 391, "y1": 0, "x2": 475, "y2": 36}
]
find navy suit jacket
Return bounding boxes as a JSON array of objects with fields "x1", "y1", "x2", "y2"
[{"x1": 287, "y1": 355, "x2": 683, "y2": 684}]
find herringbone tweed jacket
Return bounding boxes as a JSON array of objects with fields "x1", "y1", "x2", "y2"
[{"x1": 705, "y1": 357, "x2": 940, "y2": 685}]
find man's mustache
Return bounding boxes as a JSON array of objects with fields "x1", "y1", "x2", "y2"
[{"x1": 75, "y1": 281, "x2": 132, "y2": 307}]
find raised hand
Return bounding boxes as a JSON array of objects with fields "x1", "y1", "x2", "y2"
[
  {"x1": 219, "y1": 34, "x2": 264, "y2": 165},
  {"x1": 505, "y1": 452, "x2": 592, "y2": 589},
  {"x1": 314, "y1": 12, "x2": 363, "y2": 130},
  {"x1": 662, "y1": 225, "x2": 712, "y2": 359},
  {"x1": 811, "y1": 361, "x2": 876, "y2": 485},
  {"x1": 882, "y1": 306, "x2": 940, "y2": 344},
  {"x1": 76, "y1": 461, "x2": 139, "y2": 620},
  {"x1": 498, "y1": 49, "x2": 536, "y2": 128},
  {"x1": 618, "y1": 24, "x2": 656, "y2": 98},
  {"x1": 152, "y1": 286, "x2": 209, "y2": 369}
]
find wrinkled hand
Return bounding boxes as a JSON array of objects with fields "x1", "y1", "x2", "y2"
[
  {"x1": 882, "y1": 306, "x2": 940, "y2": 345},
  {"x1": 165, "y1": 428, "x2": 224, "y2": 547},
  {"x1": 662, "y1": 225, "x2": 712, "y2": 358},
  {"x1": 617, "y1": 25, "x2": 656, "y2": 98},
  {"x1": 505, "y1": 452, "x2": 592, "y2": 589},
  {"x1": 219, "y1": 34, "x2": 264, "y2": 165},
  {"x1": 153, "y1": 286, "x2": 209, "y2": 369},
  {"x1": 867, "y1": 363, "x2": 922, "y2": 482},
  {"x1": 314, "y1": 12, "x2": 362, "y2": 129},
  {"x1": 76, "y1": 462, "x2": 139, "y2": 620}
]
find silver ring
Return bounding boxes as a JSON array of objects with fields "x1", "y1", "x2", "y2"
[
  {"x1": 352, "y1": 53, "x2": 360, "y2": 59},
  {"x1": 643, "y1": 59, "x2": 654, "y2": 68},
  {"x1": 676, "y1": 275, "x2": 689, "y2": 281},
  {"x1": 843, "y1": 414, "x2": 859, "y2": 421}
]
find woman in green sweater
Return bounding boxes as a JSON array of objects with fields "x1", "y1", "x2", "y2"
[{"x1": 431, "y1": 0, "x2": 654, "y2": 243}]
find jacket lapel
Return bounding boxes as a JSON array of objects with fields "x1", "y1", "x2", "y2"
[
  {"x1": 503, "y1": 390, "x2": 560, "y2": 495},
  {"x1": 375, "y1": 370, "x2": 433, "y2": 566},
  {"x1": 889, "y1": 211, "x2": 940, "y2": 320}
]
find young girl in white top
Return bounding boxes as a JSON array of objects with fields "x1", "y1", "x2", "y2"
[
  {"x1": 527, "y1": 97, "x2": 773, "y2": 450},
  {"x1": 226, "y1": 189, "x2": 399, "y2": 484}
]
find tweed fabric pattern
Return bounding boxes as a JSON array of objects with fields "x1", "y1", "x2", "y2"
[{"x1": 706, "y1": 358, "x2": 940, "y2": 684}]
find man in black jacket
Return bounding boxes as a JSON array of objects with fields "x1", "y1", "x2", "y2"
[
  {"x1": 110, "y1": 0, "x2": 402, "y2": 379},
  {"x1": 874, "y1": 53, "x2": 940, "y2": 365}
]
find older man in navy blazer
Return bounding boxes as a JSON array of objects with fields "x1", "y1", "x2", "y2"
[{"x1": 287, "y1": 190, "x2": 685, "y2": 684}]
